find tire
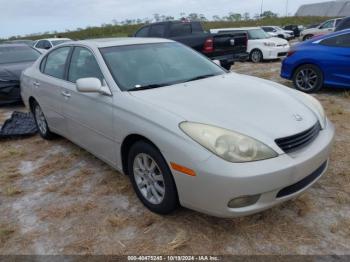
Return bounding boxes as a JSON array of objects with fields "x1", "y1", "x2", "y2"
[
  {"x1": 293, "y1": 64, "x2": 323, "y2": 93},
  {"x1": 303, "y1": 35, "x2": 313, "y2": 41},
  {"x1": 250, "y1": 49, "x2": 263, "y2": 63},
  {"x1": 32, "y1": 101, "x2": 56, "y2": 139},
  {"x1": 127, "y1": 141, "x2": 178, "y2": 214}
]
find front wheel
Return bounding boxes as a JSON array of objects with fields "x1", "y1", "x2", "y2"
[
  {"x1": 250, "y1": 50, "x2": 263, "y2": 63},
  {"x1": 128, "y1": 141, "x2": 178, "y2": 214},
  {"x1": 293, "y1": 64, "x2": 323, "y2": 93}
]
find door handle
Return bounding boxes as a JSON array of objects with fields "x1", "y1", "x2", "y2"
[
  {"x1": 33, "y1": 81, "x2": 40, "y2": 87},
  {"x1": 61, "y1": 91, "x2": 71, "y2": 98}
]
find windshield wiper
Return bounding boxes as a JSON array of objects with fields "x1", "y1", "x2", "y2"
[
  {"x1": 184, "y1": 74, "x2": 218, "y2": 83},
  {"x1": 128, "y1": 83, "x2": 169, "y2": 92}
]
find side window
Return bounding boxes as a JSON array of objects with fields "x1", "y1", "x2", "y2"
[
  {"x1": 40, "y1": 56, "x2": 47, "y2": 72},
  {"x1": 135, "y1": 26, "x2": 150, "y2": 37},
  {"x1": 320, "y1": 20, "x2": 334, "y2": 29},
  {"x1": 149, "y1": 24, "x2": 166, "y2": 37},
  {"x1": 35, "y1": 40, "x2": 44, "y2": 49},
  {"x1": 43, "y1": 47, "x2": 71, "y2": 79},
  {"x1": 43, "y1": 40, "x2": 52, "y2": 50},
  {"x1": 68, "y1": 47, "x2": 104, "y2": 83},
  {"x1": 263, "y1": 27, "x2": 273, "y2": 32},
  {"x1": 320, "y1": 33, "x2": 350, "y2": 48},
  {"x1": 170, "y1": 23, "x2": 192, "y2": 37},
  {"x1": 191, "y1": 22, "x2": 203, "y2": 33}
]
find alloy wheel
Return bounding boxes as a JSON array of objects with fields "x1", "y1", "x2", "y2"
[
  {"x1": 251, "y1": 50, "x2": 262, "y2": 63},
  {"x1": 133, "y1": 153, "x2": 165, "y2": 205},
  {"x1": 295, "y1": 68, "x2": 319, "y2": 91}
]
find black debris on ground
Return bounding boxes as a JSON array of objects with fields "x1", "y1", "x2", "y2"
[{"x1": 0, "y1": 111, "x2": 37, "y2": 138}]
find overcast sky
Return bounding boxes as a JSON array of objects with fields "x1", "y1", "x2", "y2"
[{"x1": 0, "y1": 0, "x2": 332, "y2": 38}]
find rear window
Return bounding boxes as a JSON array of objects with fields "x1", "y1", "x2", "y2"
[{"x1": 0, "y1": 45, "x2": 40, "y2": 64}]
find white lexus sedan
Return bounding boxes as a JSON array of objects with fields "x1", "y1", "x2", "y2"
[{"x1": 21, "y1": 38, "x2": 334, "y2": 218}]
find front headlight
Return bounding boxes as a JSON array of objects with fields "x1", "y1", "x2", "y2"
[
  {"x1": 180, "y1": 122, "x2": 278, "y2": 163},
  {"x1": 300, "y1": 93, "x2": 327, "y2": 128}
]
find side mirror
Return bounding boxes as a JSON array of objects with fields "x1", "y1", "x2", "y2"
[
  {"x1": 76, "y1": 77, "x2": 111, "y2": 95},
  {"x1": 76, "y1": 77, "x2": 102, "y2": 93},
  {"x1": 213, "y1": 60, "x2": 221, "y2": 66}
]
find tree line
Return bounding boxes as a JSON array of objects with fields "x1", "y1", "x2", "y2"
[{"x1": 1, "y1": 12, "x2": 330, "y2": 41}]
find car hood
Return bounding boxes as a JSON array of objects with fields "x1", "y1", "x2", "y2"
[
  {"x1": 0, "y1": 61, "x2": 34, "y2": 81},
  {"x1": 129, "y1": 73, "x2": 318, "y2": 148}
]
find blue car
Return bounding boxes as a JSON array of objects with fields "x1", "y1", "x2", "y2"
[{"x1": 281, "y1": 29, "x2": 350, "y2": 93}]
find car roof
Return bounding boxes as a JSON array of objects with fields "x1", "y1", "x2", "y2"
[
  {"x1": 74, "y1": 37, "x2": 174, "y2": 48},
  {"x1": 37, "y1": 38, "x2": 71, "y2": 41}
]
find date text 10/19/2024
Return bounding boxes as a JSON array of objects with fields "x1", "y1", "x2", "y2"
[{"x1": 127, "y1": 256, "x2": 220, "y2": 261}]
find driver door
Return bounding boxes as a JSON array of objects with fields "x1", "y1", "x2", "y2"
[{"x1": 61, "y1": 46, "x2": 116, "y2": 165}]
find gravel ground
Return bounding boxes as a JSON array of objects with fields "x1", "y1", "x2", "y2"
[{"x1": 0, "y1": 61, "x2": 349, "y2": 255}]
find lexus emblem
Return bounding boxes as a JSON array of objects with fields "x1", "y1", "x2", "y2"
[{"x1": 293, "y1": 114, "x2": 303, "y2": 121}]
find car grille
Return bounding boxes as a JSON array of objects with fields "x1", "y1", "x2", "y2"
[
  {"x1": 276, "y1": 161, "x2": 327, "y2": 198},
  {"x1": 275, "y1": 122, "x2": 321, "y2": 153}
]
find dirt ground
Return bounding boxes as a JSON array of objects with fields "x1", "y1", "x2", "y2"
[{"x1": 0, "y1": 61, "x2": 349, "y2": 255}]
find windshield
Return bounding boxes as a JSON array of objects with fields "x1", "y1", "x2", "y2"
[
  {"x1": 0, "y1": 45, "x2": 40, "y2": 64},
  {"x1": 52, "y1": 40, "x2": 70, "y2": 46},
  {"x1": 100, "y1": 42, "x2": 225, "y2": 91},
  {"x1": 248, "y1": 29, "x2": 269, "y2": 39}
]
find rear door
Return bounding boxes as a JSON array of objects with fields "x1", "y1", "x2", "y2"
[
  {"x1": 34, "y1": 46, "x2": 71, "y2": 135},
  {"x1": 62, "y1": 46, "x2": 115, "y2": 165},
  {"x1": 319, "y1": 32, "x2": 350, "y2": 87}
]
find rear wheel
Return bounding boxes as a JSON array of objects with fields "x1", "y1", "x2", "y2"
[
  {"x1": 250, "y1": 49, "x2": 263, "y2": 63},
  {"x1": 127, "y1": 141, "x2": 178, "y2": 214},
  {"x1": 32, "y1": 101, "x2": 56, "y2": 139},
  {"x1": 303, "y1": 35, "x2": 313, "y2": 41},
  {"x1": 293, "y1": 64, "x2": 323, "y2": 93}
]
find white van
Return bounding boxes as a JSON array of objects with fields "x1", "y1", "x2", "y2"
[{"x1": 210, "y1": 27, "x2": 290, "y2": 63}]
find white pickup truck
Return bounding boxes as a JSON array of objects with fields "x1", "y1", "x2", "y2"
[{"x1": 210, "y1": 27, "x2": 290, "y2": 63}]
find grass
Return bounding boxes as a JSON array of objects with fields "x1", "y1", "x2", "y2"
[
  {"x1": 38, "y1": 201, "x2": 97, "y2": 220},
  {"x1": 3, "y1": 186, "x2": 22, "y2": 196},
  {"x1": 329, "y1": 219, "x2": 350, "y2": 235},
  {"x1": 330, "y1": 107, "x2": 344, "y2": 116},
  {"x1": 0, "y1": 226, "x2": 15, "y2": 244}
]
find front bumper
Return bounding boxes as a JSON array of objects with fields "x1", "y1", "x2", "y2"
[
  {"x1": 262, "y1": 46, "x2": 290, "y2": 60},
  {"x1": 173, "y1": 119, "x2": 335, "y2": 218}
]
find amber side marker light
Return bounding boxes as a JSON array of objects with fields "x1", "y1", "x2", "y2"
[{"x1": 170, "y1": 162, "x2": 197, "y2": 177}]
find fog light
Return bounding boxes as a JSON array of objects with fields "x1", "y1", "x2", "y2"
[{"x1": 228, "y1": 195, "x2": 260, "y2": 208}]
